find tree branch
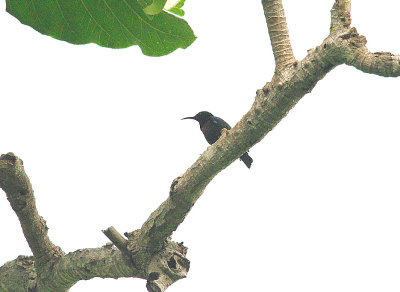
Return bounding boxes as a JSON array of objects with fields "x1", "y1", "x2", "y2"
[
  {"x1": 0, "y1": 153, "x2": 63, "y2": 267},
  {"x1": 330, "y1": 1, "x2": 400, "y2": 77},
  {"x1": 37, "y1": 246, "x2": 138, "y2": 291},
  {"x1": 345, "y1": 49, "x2": 400, "y2": 77},
  {"x1": 0, "y1": 246, "x2": 140, "y2": 291},
  {"x1": 261, "y1": 0, "x2": 296, "y2": 68},
  {"x1": 331, "y1": 0, "x2": 352, "y2": 34},
  {"x1": 338, "y1": 28, "x2": 400, "y2": 77}
]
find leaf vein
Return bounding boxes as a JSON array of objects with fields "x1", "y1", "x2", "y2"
[
  {"x1": 121, "y1": 0, "x2": 186, "y2": 40},
  {"x1": 54, "y1": 0, "x2": 78, "y2": 37},
  {"x1": 102, "y1": 0, "x2": 146, "y2": 48},
  {"x1": 78, "y1": 0, "x2": 115, "y2": 43},
  {"x1": 28, "y1": 0, "x2": 44, "y2": 27}
]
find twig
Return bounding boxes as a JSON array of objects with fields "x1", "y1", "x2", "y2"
[{"x1": 102, "y1": 226, "x2": 129, "y2": 254}]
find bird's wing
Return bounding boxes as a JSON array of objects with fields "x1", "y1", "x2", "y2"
[{"x1": 213, "y1": 117, "x2": 231, "y2": 130}]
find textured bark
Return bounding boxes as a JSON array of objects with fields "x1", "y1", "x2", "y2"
[
  {"x1": 36, "y1": 246, "x2": 138, "y2": 291},
  {"x1": 0, "y1": 256, "x2": 36, "y2": 292},
  {"x1": 261, "y1": 0, "x2": 295, "y2": 68},
  {"x1": 1, "y1": 0, "x2": 399, "y2": 291},
  {"x1": 0, "y1": 153, "x2": 63, "y2": 267},
  {"x1": 331, "y1": 0, "x2": 351, "y2": 34}
]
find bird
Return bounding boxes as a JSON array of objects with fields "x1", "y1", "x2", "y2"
[{"x1": 182, "y1": 111, "x2": 253, "y2": 168}]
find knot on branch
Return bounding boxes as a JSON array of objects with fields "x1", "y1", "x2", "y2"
[
  {"x1": 145, "y1": 240, "x2": 190, "y2": 292},
  {"x1": 373, "y1": 51, "x2": 396, "y2": 60},
  {"x1": 339, "y1": 27, "x2": 366, "y2": 48},
  {"x1": 0, "y1": 152, "x2": 19, "y2": 164},
  {"x1": 16, "y1": 255, "x2": 35, "y2": 270},
  {"x1": 169, "y1": 176, "x2": 181, "y2": 198},
  {"x1": 124, "y1": 232, "x2": 190, "y2": 291},
  {"x1": 169, "y1": 176, "x2": 193, "y2": 206}
]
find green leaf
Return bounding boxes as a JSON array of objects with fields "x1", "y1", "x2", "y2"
[
  {"x1": 143, "y1": 0, "x2": 167, "y2": 15},
  {"x1": 175, "y1": 0, "x2": 186, "y2": 9},
  {"x1": 165, "y1": 0, "x2": 185, "y2": 17},
  {"x1": 6, "y1": 0, "x2": 196, "y2": 56},
  {"x1": 168, "y1": 7, "x2": 185, "y2": 17},
  {"x1": 136, "y1": 0, "x2": 152, "y2": 8}
]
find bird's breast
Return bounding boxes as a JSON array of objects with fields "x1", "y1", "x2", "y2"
[
  {"x1": 201, "y1": 120, "x2": 220, "y2": 144},
  {"x1": 200, "y1": 120, "x2": 212, "y2": 134}
]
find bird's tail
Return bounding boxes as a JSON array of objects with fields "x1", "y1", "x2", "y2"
[{"x1": 240, "y1": 152, "x2": 253, "y2": 169}]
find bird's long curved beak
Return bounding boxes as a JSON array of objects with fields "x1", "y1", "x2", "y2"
[{"x1": 181, "y1": 116, "x2": 195, "y2": 120}]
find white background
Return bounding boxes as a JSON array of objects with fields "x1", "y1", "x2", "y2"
[{"x1": 1, "y1": 0, "x2": 400, "y2": 291}]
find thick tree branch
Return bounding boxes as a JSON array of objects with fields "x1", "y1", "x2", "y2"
[
  {"x1": 36, "y1": 246, "x2": 138, "y2": 291},
  {"x1": 261, "y1": 0, "x2": 296, "y2": 68},
  {"x1": 0, "y1": 246, "x2": 139, "y2": 291},
  {"x1": 0, "y1": 153, "x2": 63, "y2": 267}
]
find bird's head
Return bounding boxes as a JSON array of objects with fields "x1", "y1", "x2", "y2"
[{"x1": 182, "y1": 111, "x2": 214, "y2": 125}]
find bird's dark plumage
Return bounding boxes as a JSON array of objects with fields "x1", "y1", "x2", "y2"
[{"x1": 182, "y1": 111, "x2": 253, "y2": 168}]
